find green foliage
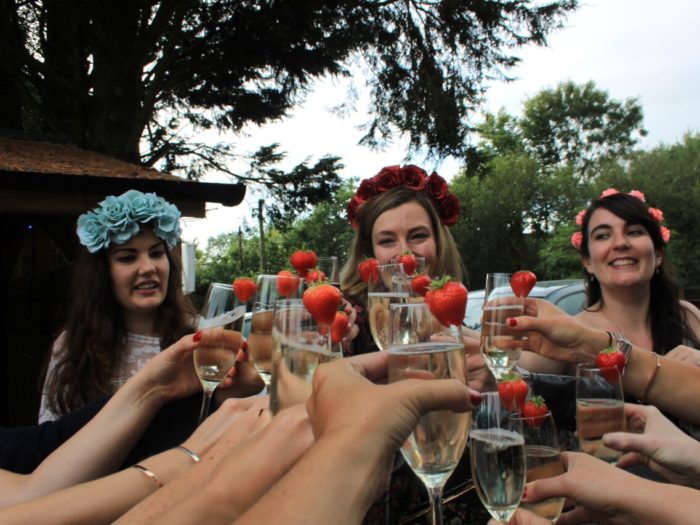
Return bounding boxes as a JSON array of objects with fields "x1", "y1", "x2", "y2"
[{"x1": 2, "y1": 0, "x2": 578, "y2": 166}]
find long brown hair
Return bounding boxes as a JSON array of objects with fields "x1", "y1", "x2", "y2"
[
  {"x1": 580, "y1": 193, "x2": 698, "y2": 353},
  {"x1": 340, "y1": 186, "x2": 465, "y2": 307},
  {"x1": 45, "y1": 232, "x2": 196, "y2": 416}
]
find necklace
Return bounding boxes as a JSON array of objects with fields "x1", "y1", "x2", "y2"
[{"x1": 599, "y1": 307, "x2": 649, "y2": 349}]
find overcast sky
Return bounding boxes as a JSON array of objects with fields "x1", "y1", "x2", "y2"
[{"x1": 182, "y1": 0, "x2": 700, "y2": 244}]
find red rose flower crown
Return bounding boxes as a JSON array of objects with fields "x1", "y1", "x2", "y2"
[
  {"x1": 571, "y1": 188, "x2": 670, "y2": 250},
  {"x1": 347, "y1": 165, "x2": 460, "y2": 229}
]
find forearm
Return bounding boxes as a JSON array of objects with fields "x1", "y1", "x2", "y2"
[
  {"x1": 632, "y1": 481, "x2": 700, "y2": 524},
  {"x1": 236, "y1": 434, "x2": 388, "y2": 525},
  {"x1": 0, "y1": 448, "x2": 193, "y2": 525},
  {"x1": 21, "y1": 378, "x2": 166, "y2": 503}
]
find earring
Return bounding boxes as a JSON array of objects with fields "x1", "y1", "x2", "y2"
[
  {"x1": 589, "y1": 273, "x2": 595, "y2": 282},
  {"x1": 656, "y1": 267, "x2": 660, "y2": 275}
]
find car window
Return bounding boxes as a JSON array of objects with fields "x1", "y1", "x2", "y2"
[{"x1": 554, "y1": 290, "x2": 586, "y2": 316}]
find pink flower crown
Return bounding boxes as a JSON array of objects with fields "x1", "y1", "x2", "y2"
[
  {"x1": 347, "y1": 165, "x2": 460, "y2": 229},
  {"x1": 571, "y1": 188, "x2": 670, "y2": 250}
]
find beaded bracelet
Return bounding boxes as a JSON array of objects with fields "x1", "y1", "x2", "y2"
[
  {"x1": 639, "y1": 353, "x2": 661, "y2": 404},
  {"x1": 174, "y1": 445, "x2": 201, "y2": 463},
  {"x1": 132, "y1": 464, "x2": 163, "y2": 488}
]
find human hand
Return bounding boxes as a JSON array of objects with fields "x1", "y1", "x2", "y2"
[
  {"x1": 207, "y1": 333, "x2": 265, "y2": 404},
  {"x1": 306, "y1": 352, "x2": 481, "y2": 499},
  {"x1": 181, "y1": 396, "x2": 270, "y2": 458},
  {"x1": 523, "y1": 451, "x2": 654, "y2": 525},
  {"x1": 603, "y1": 403, "x2": 700, "y2": 488},
  {"x1": 204, "y1": 404, "x2": 313, "y2": 520},
  {"x1": 665, "y1": 344, "x2": 700, "y2": 366},
  {"x1": 508, "y1": 302, "x2": 606, "y2": 364},
  {"x1": 138, "y1": 333, "x2": 202, "y2": 402},
  {"x1": 340, "y1": 298, "x2": 360, "y2": 352}
]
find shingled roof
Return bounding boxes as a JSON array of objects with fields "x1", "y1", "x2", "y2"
[{"x1": 0, "y1": 135, "x2": 245, "y2": 217}]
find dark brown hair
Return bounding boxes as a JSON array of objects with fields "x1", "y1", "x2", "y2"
[
  {"x1": 580, "y1": 193, "x2": 698, "y2": 353},
  {"x1": 45, "y1": 231, "x2": 196, "y2": 416}
]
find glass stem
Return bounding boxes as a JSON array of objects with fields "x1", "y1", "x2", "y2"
[
  {"x1": 427, "y1": 486, "x2": 444, "y2": 525},
  {"x1": 197, "y1": 388, "x2": 214, "y2": 425}
]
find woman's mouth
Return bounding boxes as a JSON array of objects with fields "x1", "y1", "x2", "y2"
[{"x1": 609, "y1": 258, "x2": 636, "y2": 268}]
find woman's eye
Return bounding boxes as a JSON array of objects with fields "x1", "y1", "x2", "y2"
[
  {"x1": 378, "y1": 238, "x2": 395, "y2": 246},
  {"x1": 117, "y1": 255, "x2": 135, "y2": 263},
  {"x1": 150, "y1": 250, "x2": 166, "y2": 258},
  {"x1": 593, "y1": 232, "x2": 610, "y2": 241}
]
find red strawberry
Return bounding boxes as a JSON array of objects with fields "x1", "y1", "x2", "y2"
[
  {"x1": 498, "y1": 373, "x2": 529, "y2": 412},
  {"x1": 303, "y1": 283, "x2": 342, "y2": 326},
  {"x1": 424, "y1": 275, "x2": 468, "y2": 327},
  {"x1": 306, "y1": 267, "x2": 327, "y2": 284},
  {"x1": 358, "y1": 257, "x2": 380, "y2": 284},
  {"x1": 276, "y1": 270, "x2": 300, "y2": 298},
  {"x1": 232, "y1": 277, "x2": 257, "y2": 303},
  {"x1": 522, "y1": 395, "x2": 549, "y2": 427},
  {"x1": 498, "y1": 380, "x2": 515, "y2": 412},
  {"x1": 595, "y1": 347, "x2": 625, "y2": 383},
  {"x1": 511, "y1": 270, "x2": 537, "y2": 298},
  {"x1": 398, "y1": 252, "x2": 417, "y2": 275},
  {"x1": 290, "y1": 250, "x2": 318, "y2": 278},
  {"x1": 411, "y1": 274, "x2": 432, "y2": 297},
  {"x1": 330, "y1": 311, "x2": 349, "y2": 344}
]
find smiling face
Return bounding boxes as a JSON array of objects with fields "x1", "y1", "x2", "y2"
[
  {"x1": 108, "y1": 227, "x2": 170, "y2": 316},
  {"x1": 583, "y1": 208, "x2": 661, "y2": 291},
  {"x1": 371, "y1": 200, "x2": 437, "y2": 271}
]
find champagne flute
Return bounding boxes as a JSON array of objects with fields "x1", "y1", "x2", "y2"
[
  {"x1": 480, "y1": 273, "x2": 525, "y2": 380},
  {"x1": 509, "y1": 410, "x2": 565, "y2": 522},
  {"x1": 269, "y1": 299, "x2": 341, "y2": 414},
  {"x1": 316, "y1": 256, "x2": 340, "y2": 287},
  {"x1": 247, "y1": 274, "x2": 303, "y2": 386},
  {"x1": 387, "y1": 302, "x2": 470, "y2": 525},
  {"x1": 195, "y1": 283, "x2": 246, "y2": 425},
  {"x1": 470, "y1": 392, "x2": 526, "y2": 524},
  {"x1": 575, "y1": 363, "x2": 625, "y2": 463},
  {"x1": 368, "y1": 263, "x2": 411, "y2": 351}
]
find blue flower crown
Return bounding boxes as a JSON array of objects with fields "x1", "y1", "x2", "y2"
[{"x1": 77, "y1": 190, "x2": 182, "y2": 253}]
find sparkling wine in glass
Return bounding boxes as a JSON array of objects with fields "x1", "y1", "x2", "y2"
[
  {"x1": 480, "y1": 273, "x2": 524, "y2": 380},
  {"x1": 316, "y1": 256, "x2": 340, "y2": 288},
  {"x1": 470, "y1": 392, "x2": 526, "y2": 524},
  {"x1": 195, "y1": 283, "x2": 246, "y2": 425},
  {"x1": 269, "y1": 299, "x2": 341, "y2": 414},
  {"x1": 247, "y1": 274, "x2": 303, "y2": 385},
  {"x1": 387, "y1": 302, "x2": 470, "y2": 525},
  {"x1": 575, "y1": 363, "x2": 625, "y2": 463},
  {"x1": 368, "y1": 263, "x2": 410, "y2": 351},
  {"x1": 509, "y1": 410, "x2": 565, "y2": 522}
]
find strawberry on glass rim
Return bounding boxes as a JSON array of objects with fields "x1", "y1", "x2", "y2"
[
  {"x1": 302, "y1": 282, "x2": 342, "y2": 327},
  {"x1": 276, "y1": 270, "x2": 300, "y2": 298},
  {"x1": 397, "y1": 252, "x2": 418, "y2": 275},
  {"x1": 290, "y1": 249, "x2": 318, "y2": 278},
  {"x1": 424, "y1": 275, "x2": 468, "y2": 327},
  {"x1": 595, "y1": 347, "x2": 626, "y2": 383},
  {"x1": 522, "y1": 396, "x2": 549, "y2": 427},
  {"x1": 358, "y1": 257, "x2": 380, "y2": 284},
  {"x1": 410, "y1": 274, "x2": 432, "y2": 297},
  {"x1": 232, "y1": 277, "x2": 257, "y2": 303},
  {"x1": 511, "y1": 270, "x2": 537, "y2": 298},
  {"x1": 497, "y1": 372, "x2": 529, "y2": 413}
]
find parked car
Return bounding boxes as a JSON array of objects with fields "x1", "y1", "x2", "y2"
[{"x1": 463, "y1": 279, "x2": 586, "y2": 331}]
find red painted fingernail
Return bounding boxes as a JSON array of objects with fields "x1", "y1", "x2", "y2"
[
  {"x1": 193, "y1": 331, "x2": 202, "y2": 342},
  {"x1": 240, "y1": 340, "x2": 248, "y2": 352},
  {"x1": 522, "y1": 486, "x2": 527, "y2": 499},
  {"x1": 470, "y1": 391, "x2": 482, "y2": 405},
  {"x1": 507, "y1": 317, "x2": 517, "y2": 327}
]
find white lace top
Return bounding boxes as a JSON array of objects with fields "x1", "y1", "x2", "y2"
[{"x1": 38, "y1": 331, "x2": 161, "y2": 423}]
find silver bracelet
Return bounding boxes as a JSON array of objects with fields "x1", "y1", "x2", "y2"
[{"x1": 174, "y1": 445, "x2": 201, "y2": 463}]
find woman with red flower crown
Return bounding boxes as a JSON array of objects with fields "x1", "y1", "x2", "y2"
[{"x1": 339, "y1": 165, "x2": 489, "y2": 524}]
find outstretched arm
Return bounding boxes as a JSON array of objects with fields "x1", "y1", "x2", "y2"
[{"x1": 0, "y1": 333, "x2": 202, "y2": 508}]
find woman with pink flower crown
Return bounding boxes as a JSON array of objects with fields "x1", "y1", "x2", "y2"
[{"x1": 521, "y1": 188, "x2": 700, "y2": 377}]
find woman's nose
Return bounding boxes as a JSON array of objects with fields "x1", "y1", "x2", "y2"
[{"x1": 137, "y1": 255, "x2": 156, "y2": 274}]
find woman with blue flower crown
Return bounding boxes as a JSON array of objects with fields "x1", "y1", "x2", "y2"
[{"x1": 40, "y1": 190, "x2": 210, "y2": 421}]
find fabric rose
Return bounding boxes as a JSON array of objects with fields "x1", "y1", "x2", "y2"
[
  {"x1": 374, "y1": 166, "x2": 402, "y2": 192},
  {"x1": 571, "y1": 231, "x2": 583, "y2": 249},
  {"x1": 125, "y1": 190, "x2": 162, "y2": 223},
  {"x1": 77, "y1": 212, "x2": 111, "y2": 254},
  {"x1": 628, "y1": 189, "x2": 646, "y2": 202},
  {"x1": 356, "y1": 178, "x2": 376, "y2": 201},
  {"x1": 427, "y1": 172, "x2": 449, "y2": 201},
  {"x1": 347, "y1": 196, "x2": 363, "y2": 229},
  {"x1": 575, "y1": 209, "x2": 586, "y2": 227},
  {"x1": 98, "y1": 195, "x2": 133, "y2": 231},
  {"x1": 155, "y1": 202, "x2": 182, "y2": 245},
  {"x1": 601, "y1": 188, "x2": 619, "y2": 197},
  {"x1": 436, "y1": 194, "x2": 461, "y2": 226},
  {"x1": 660, "y1": 226, "x2": 671, "y2": 243},
  {"x1": 648, "y1": 207, "x2": 664, "y2": 223},
  {"x1": 400, "y1": 165, "x2": 428, "y2": 191}
]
